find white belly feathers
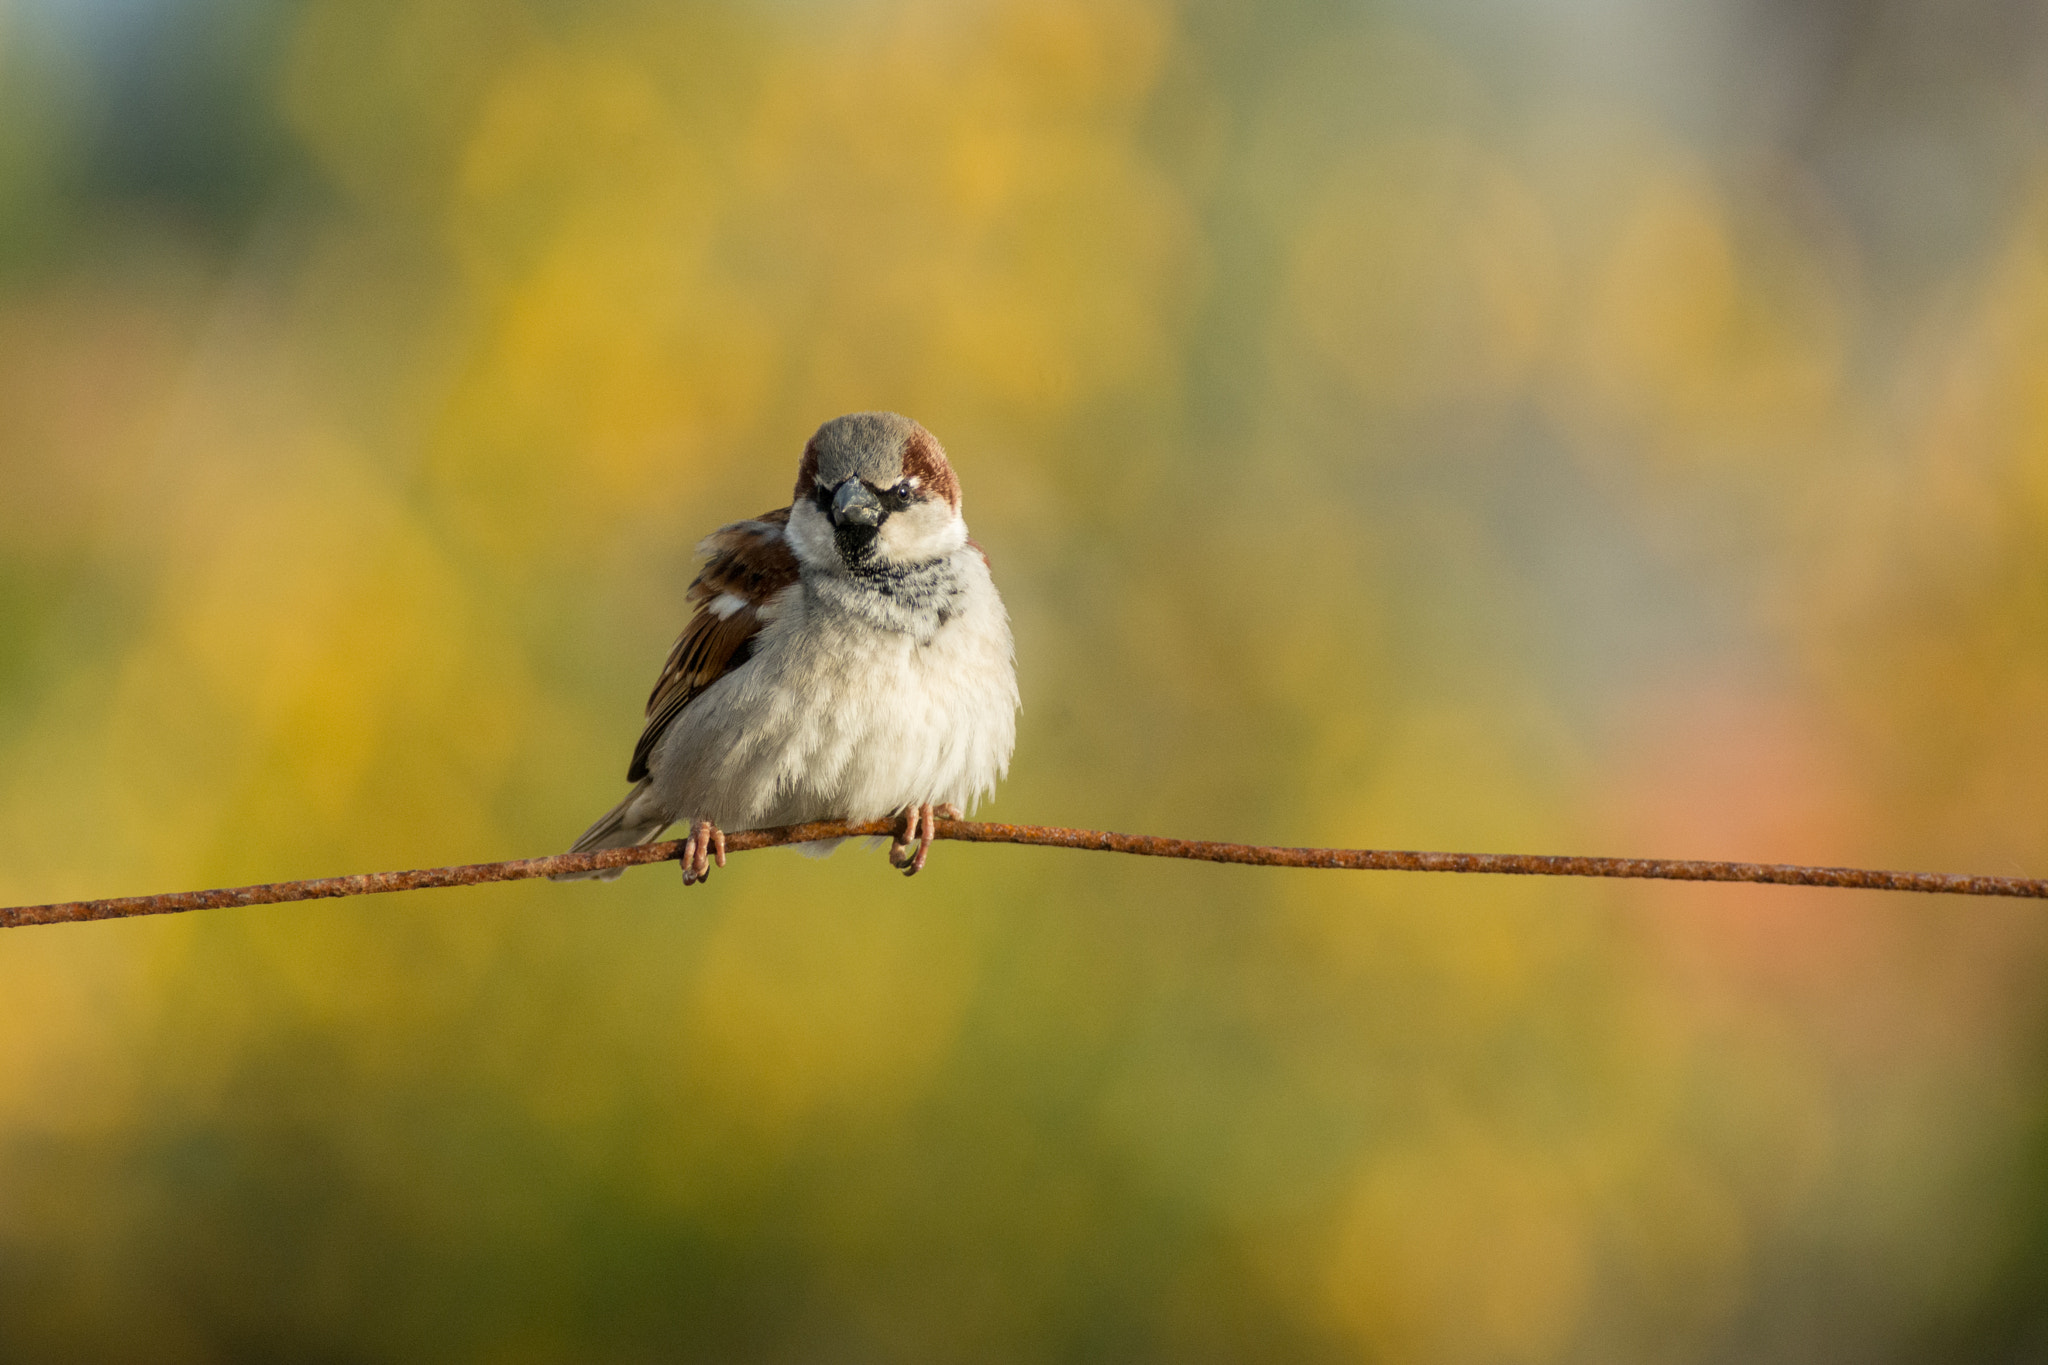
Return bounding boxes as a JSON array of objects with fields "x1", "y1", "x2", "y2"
[{"x1": 642, "y1": 544, "x2": 1017, "y2": 832}]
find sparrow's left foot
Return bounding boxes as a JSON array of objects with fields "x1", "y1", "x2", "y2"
[
  {"x1": 889, "y1": 803, "x2": 945, "y2": 876},
  {"x1": 680, "y1": 819, "x2": 727, "y2": 885}
]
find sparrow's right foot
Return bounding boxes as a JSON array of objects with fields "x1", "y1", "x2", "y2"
[
  {"x1": 889, "y1": 803, "x2": 939, "y2": 876},
  {"x1": 680, "y1": 819, "x2": 727, "y2": 885},
  {"x1": 888, "y1": 806, "x2": 918, "y2": 872}
]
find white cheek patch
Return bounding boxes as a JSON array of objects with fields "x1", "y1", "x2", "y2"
[
  {"x1": 783, "y1": 501, "x2": 841, "y2": 570},
  {"x1": 878, "y1": 499, "x2": 966, "y2": 560},
  {"x1": 708, "y1": 593, "x2": 748, "y2": 620}
]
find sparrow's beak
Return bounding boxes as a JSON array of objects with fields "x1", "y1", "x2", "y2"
[
  {"x1": 830, "y1": 479, "x2": 885, "y2": 528},
  {"x1": 830, "y1": 478, "x2": 886, "y2": 560}
]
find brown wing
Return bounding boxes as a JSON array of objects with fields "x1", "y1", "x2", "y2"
[{"x1": 627, "y1": 507, "x2": 800, "y2": 782}]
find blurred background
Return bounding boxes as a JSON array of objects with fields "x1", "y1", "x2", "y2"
[{"x1": 2, "y1": 0, "x2": 2047, "y2": 1357}]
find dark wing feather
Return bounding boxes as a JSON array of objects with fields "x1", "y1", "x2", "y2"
[{"x1": 627, "y1": 507, "x2": 799, "y2": 781}]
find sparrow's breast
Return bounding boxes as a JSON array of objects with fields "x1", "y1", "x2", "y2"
[{"x1": 647, "y1": 546, "x2": 1018, "y2": 830}]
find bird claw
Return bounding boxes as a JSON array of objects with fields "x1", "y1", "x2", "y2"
[
  {"x1": 889, "y1": 803, "x2": 942, "y2": 877},
  {"x1": 680, "y1": 819, "x2": 727, "y2": 885}
]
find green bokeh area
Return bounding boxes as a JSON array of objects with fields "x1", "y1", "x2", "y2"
[{"x1": 5, "y1": 0, "x2": 2048, "y2": 1358}]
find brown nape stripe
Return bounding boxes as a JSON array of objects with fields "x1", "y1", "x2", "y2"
[{"x1": 900, "y1": 427, "x2": 961, "y2": 509}]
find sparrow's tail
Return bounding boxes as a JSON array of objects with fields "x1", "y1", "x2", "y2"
[{"x1": 549, "y1": 781, "x2": 672, "y2": 882}]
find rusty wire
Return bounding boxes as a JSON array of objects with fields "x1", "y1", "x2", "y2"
[{"x1": 4, "y1": 817, "x2": 2045, "y2": 929}]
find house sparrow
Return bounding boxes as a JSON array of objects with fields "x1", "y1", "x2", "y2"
[{"x1": 555, "y1": 412, "x2": 1019, "y2": 884}]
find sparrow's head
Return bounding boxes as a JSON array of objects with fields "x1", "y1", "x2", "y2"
[{"x1": 790, "y1": 412, "x2": 965, "y2": 571}]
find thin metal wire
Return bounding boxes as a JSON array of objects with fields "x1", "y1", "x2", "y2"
[{"x1": 5, "y1": 817, "x2": 2043, "y2": 928}]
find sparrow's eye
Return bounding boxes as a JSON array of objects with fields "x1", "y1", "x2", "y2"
[
  {"x1": 812, "y1": 482, "x2": 834, "y2": 513},
  {"x1": 880, "y1": 480, "x2": 916, "y2": 512}
]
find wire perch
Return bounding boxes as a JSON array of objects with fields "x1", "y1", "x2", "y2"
[{"x1": 4, "y1": 817, "x2": 2045, "y2": 928}]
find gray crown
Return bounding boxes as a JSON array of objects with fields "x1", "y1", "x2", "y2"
[{"x1": 807, "y1": 411, "x2": 922, "y2": 488}]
